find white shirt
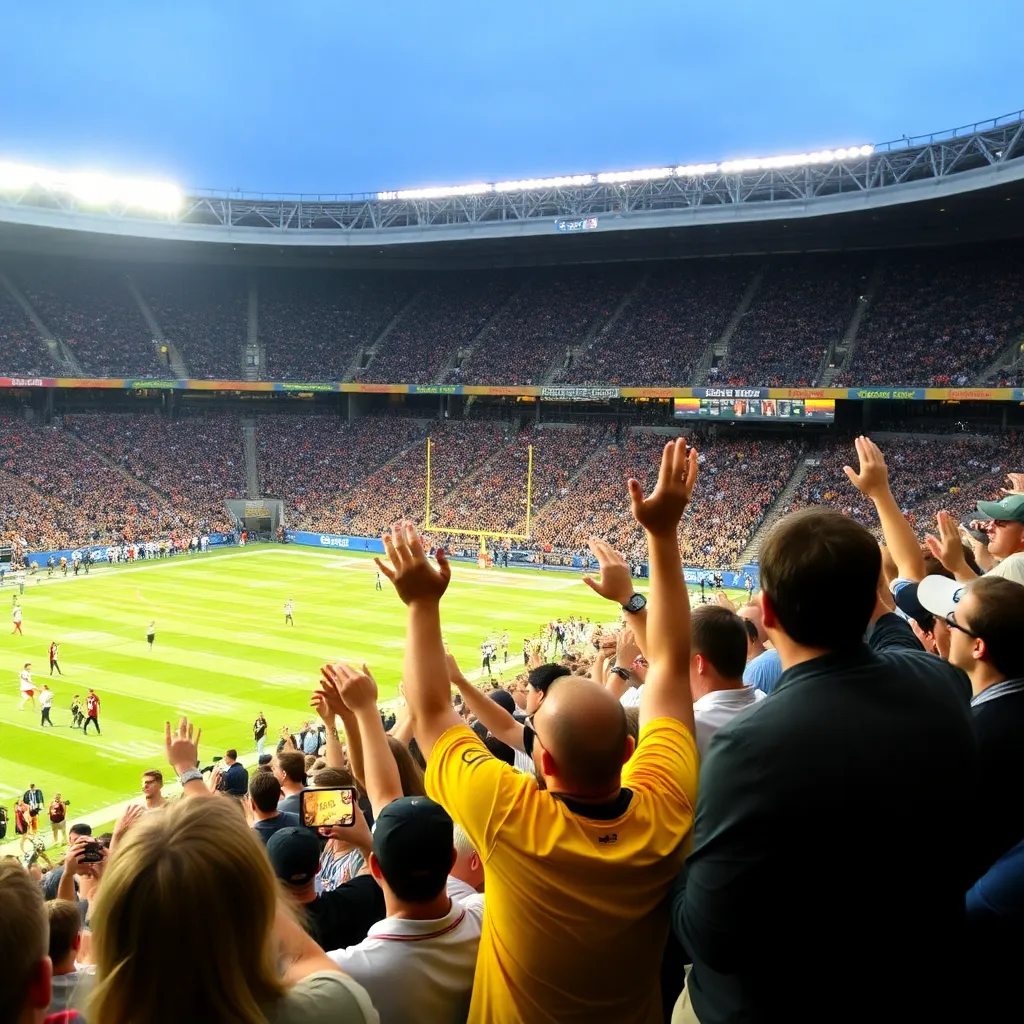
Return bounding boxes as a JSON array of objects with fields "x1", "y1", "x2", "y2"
[
  {"x1": 619, "y1": 684, "x2": 644, "y2": 708},
  {"x1": 693, "y1": 685, "x2": 767, "y2": 757},
  {"x1": 328, "y1": 898, "x2": 483, "y2": 1024},
  {"x1": 40, "y1": 689, "x2": 53, "y2": 709},
  {"x1": 12, "y1": 607, "x2": 22, "y2": 623},
  {"x1": 986, "y1": 551, "x2": 1024, "y2": 586},
  {"x1": 19, "y1": 669, "x2": 32, "y2": 692}
]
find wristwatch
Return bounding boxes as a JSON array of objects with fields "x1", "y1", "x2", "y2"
[
  {"x1": 622, "y1": 593, "x2": 647, "y2": 614},
  {"x1": 178, "y1": 769, "x2": 204, "y2": 785}
]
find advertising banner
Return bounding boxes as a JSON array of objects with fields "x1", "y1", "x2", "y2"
[
  {"x1": 285, "y1": 531, "x2": 387, "y2": 554},
  {"x1": 540, "y1": 386, "x2": 620, "y2": 401}
]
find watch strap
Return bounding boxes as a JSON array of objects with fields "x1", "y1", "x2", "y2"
[{"x1": 178, "y1": 769, "x2": 204, "y2": 785}]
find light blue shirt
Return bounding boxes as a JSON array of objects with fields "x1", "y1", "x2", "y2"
[{"x1": 743, "y1": 648, "x2": 783, "y2": 695}]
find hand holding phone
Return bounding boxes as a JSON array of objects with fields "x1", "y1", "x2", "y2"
[{"x1": 300, "y1": 786, "x2": 357, "y2": 829}]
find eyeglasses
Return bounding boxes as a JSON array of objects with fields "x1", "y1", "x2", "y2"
[
  {"x1": 945, "y1": 610, "x2": 980, "y2": 639},
  {"x1": 523, "y1": 715, "x2": 542, "y2": 760}
]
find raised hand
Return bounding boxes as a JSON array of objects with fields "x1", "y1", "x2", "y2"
[
  {"x1": 582, "y1": 538, "x2": 634, "y2": 605},
  {"x1": 165, "y1": 716, "x2": 201, "y2": 775},
  {"x1": 110, "y1": 802, "x2": 145, "y2": 855},
  {"x1": 1000, "y1": 472, "x2": 1024, "y2": 495},
  {"x1": 376, "y1": 521, "x2": 451, "y2": 607},
  {"x1": 616, "y1": 626, "x2": 641, "y2": 668},
  {"x1": 629, "y1": 438, "x2": 699, "y2": 537},
  {"x1": 445, "y1": 650, "x2": 468, "y2": 685},
  {"x1": 330, "y1": 662, "x2": 380, "y2": 715},
  {"x1": 843, "y1": 435, "x2": 891, "y2": 500},
  {"x1": 309, "y1": 691, "x2": 335, "y2": 725},
  {"x1": 924, "y1": 511, "x2": 969, "y2": 574}
]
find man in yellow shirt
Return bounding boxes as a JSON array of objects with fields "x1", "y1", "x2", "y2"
[{"x1": 375, "y1": 438, "x2": 701, "y2": 1024}]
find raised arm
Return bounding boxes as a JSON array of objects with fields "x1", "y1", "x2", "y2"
[
  {"x1": 321, "y1": 662, "x2": 403, "y2": 813},
  {"x1": 448, "y1": 653, "x2": 526, "y2": 752},
  {"x1": 629, "y1": 438, "x2": 698, "y2": 733},
  {"x1": 582, "y1": 538, "x2": 649, "y2": 655},
  {"x1": 309, "y1": 692, "x2": 347, "y2": 772},
  {"x1": 165, "y1": 717, "x2": 208, "y2": 798},
  {"x1": 376, "y1": 522, "x2": 462, "y2": 757},
  {"x1": 844, "y1": 436, "x2": 927, "y2": 582}
]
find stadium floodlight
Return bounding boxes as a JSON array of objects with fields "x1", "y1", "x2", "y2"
[
  {"x1": 0, "y1": 159, "x2": 183, "y2": 214},
  {"x1": 596, "y1": 168, "x2": 674, "y2": 184},
  {"x1": 494, "y1": 174, "x2": 594, "y2": 192},
  {"x1": 378, "y1": 183, "x2": 493, "y2": 201}
]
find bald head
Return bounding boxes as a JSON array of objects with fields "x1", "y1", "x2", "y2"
[{"x1": 533, "y1": 676, "x2": 631, "y2": 795}]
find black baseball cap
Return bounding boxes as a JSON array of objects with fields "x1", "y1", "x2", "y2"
[
  {"x1": 267, "y1": 826, "x2": 320, "y2": 886},
  {"x1": 489, "y1": 689, "x2": 516, "y2": 714},
  {"x1": 372, "y1": 796, "x2": 453, "y2": 902},
  {"x1": 258, "y1": 753, "x2": 273, "y2": 767}
]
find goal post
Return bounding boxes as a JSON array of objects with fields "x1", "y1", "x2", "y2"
[{"x1": 423, "y1": 436, "x2": 534, "y2": 542}]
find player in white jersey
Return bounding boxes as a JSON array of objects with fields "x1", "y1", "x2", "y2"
[
  {"x1": 19, "y1": 662, "x2": 35, "y2": 710},
  {"x1": 284, "y1": 599, "x2": 294, "y2": 625}
]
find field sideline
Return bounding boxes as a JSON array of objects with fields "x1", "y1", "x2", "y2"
[{"x1": 0, "y1": 544, "x2": 627, "y2": 832}]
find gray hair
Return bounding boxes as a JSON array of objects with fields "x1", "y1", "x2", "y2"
[{"x1": 453, "y1": 824, "x2": 477, "y2": 858}]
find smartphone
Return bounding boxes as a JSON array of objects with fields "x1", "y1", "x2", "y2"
[
  {"x1": 300, "y1": 786, "x2": 357, "y2": 829},
  {"x1": 80, "y1": 840, "x2": 104, "y2": 863}
]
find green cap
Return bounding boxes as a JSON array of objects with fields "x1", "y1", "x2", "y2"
[{"x1": 976, "y1": 493, "x2": 1024, "y2": 523}]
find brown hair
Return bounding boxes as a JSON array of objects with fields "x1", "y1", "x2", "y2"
[
  {"x1": 965, "y1": 575, "x2": 1024, "y2": 679},
  {"x1": 0, "y1": 859, "x2": 47, "y2": 1020},
  {"x1": 311, "y1": 767, "x2": 356, "y2": 789},
  {"x1": 275, "y1": 750, "x2": 306, "y2": 784},
  {"x1": 46, "y1": 899, "x2": 82, "y2": 964},
  {"x1": 760, "y1": 508, "x2": 880, "y2": 652},
  {"x1": 248, "y1": 769, "x2": 283, "y2": 813},
  {"x1": 692, "y1": 605, "x2": 748, "y2": 681},
  {"x1": 142, "y1": 770, "x2": 163, "y2": 784},
  {"x1": 387, "y1": 735, "x2": 427, "y2": 797}
]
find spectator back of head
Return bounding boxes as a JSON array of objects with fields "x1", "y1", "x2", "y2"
[
  {"x1": 0, "y1": 858, "x2": 49, "y2": 1022},
  {"x1": 267, "y1": 826, "x2": 321, "y2": 887},
  {"x1": 760, "y1": 507, "x2": 880, "y2": 652},
  {"x1": 692, "y1": 605, "x2": 748, "y2": 681},
  {"x1": 46, "y1": 898, "x2": 81, "y2": 965},
  {"x1": 249, "y1": 769, "x2": 283, "y2": 814},
  {"x1": 372, "y1": 796, "x2": 454, "y2": 902}
]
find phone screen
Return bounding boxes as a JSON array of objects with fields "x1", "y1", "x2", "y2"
[{"x1": 300, "y1": 786, "x2": 357, "y2": 829}]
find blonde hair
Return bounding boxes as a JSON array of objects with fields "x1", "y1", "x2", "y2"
[{"x1": 88, "y1": 797, "x2": 285, "y2": 1024}]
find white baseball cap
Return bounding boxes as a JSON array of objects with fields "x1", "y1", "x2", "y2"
[{"x1": 916, "y1": 575, "x2": 968, "y2": 619}]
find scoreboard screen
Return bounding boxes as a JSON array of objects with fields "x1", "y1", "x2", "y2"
[{"x1": 673, "y1": 397, "x2": 835, "y2": 422}]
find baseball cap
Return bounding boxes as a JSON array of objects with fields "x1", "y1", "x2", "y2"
[
  {"x1": 976, "y1": 493, "x2": 1024, "y2": 523},
  {"x1": 266, "y1": 826, "x2": 321, "y2": 886},
  {"x1": 258, "y1": 753, "x2": 273, "y2": 767},
  {"x1": 372, "y1": 796, "x2": 453, "y2": 902},
  {"x1": 917, "y1": 575, "x2": 968, "y2": 619}
]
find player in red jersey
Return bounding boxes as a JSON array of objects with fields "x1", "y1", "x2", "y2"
[{"x1": 83, "y1": 688, "x2": 101, "y2": 735}]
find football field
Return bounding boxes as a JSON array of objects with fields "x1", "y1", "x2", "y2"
[{"x1": 0, "y1": 544, "x2": 629, "y2": 833}]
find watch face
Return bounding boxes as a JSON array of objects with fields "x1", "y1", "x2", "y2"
[{"x1": 625, "y1": 594, "x2": 647, "y2": 613}]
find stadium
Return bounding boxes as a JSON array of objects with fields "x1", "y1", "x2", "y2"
[{"x1": 2, "y1": 101, "x2": 1024, "y2": 1022}]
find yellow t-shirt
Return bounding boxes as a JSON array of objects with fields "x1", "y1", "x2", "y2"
[{"x1": 425, "y1": 717, "x2": 698, "y2": 1024}]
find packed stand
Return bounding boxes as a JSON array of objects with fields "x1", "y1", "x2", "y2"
[
  {"x1": 15, "y1": 264, "x2": 161, "y2": 378},
  {"x1": 562, "y1": 261, "x2": 751, "y2": 386},
  {"x1": 448, "y1": 266, "x2": 639, "y2": 386},
  {"x1": 718, "y1": 255, "x2": 867, "y2": 387},
  {"x1": 428, "y1": 423, "x2": 616, "y2": 537},
  {"x1": 260, "y1": 272, "x2": 414, "y2": 381},
  {"x1": 0, "y1": 286, "x2": 52, "y2": 376},
  {"x1": 529, "y1": 430, "x2": 802, "y2": 564},
  {"x1": 792, "y1": 433, "x2": 1024, "y2": 532},
  {"x1": 837, "y1": 245, "x2": 1024, "y2": 386},
  {"x1": 0, "y1": 417, "x2": 169, "y2": 545},
  {"x1": 0, "y1": 466, "x2": 76, "y2": 550},
  {"x1": 137, "y1": 270, "x2": 247, "y2": 379},
  {"x1": 356, "y1": 274, "x2": 516, "y2": 384},
  {"x1": 68, "y1": 412, "x2": 245, "y2": 533},
  {"x1": 341, "y1": 420, "x2": 510, "y2": 537},
  {"x1": 258, "y1": 414, "x2": 425, "y2": 533}
]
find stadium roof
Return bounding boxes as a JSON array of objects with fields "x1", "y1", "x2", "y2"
[{"x1": 0, "y1": 111, "x2": 1023, "y2": 269}]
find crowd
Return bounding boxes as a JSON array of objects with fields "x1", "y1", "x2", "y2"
[
  {"x1": 355, "y1": 275, "x2": 514, "y2": 384},
  {"x1": 137, "y1": 270, "x2": 248, "y2": 379},
  {"x1": 260, "y1": 273, "x2": 414, "y2": 382},
  {"x1": 0, "y1": 288, "x2": 51, "y2": 377},
  {"x1": 446, "y1": 266, "x2": 638, "y2": 386},
  {"x1": 1, "y1": 247, "x2": 1021, "y2": 388},
  {"x1": 837, "y1": 246, "x2": 1024, "y2": 387},
  {"x1": 7, "y1": 432, "x2": 1024, "y2": 1024},
  {"x1": 563, "y1": 261, "x2": 750, "y2": 387},
  {"x1": 67, "y1": 412, "x2": 245, "y2": 533},
  {"x1": 718, "y1": 255, "x2": 866, "y2": 387},
  {"x1": 15, "y1": 265, "x2": 161, "y2": 378}
]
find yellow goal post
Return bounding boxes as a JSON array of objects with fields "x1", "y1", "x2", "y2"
[{"x1": 423, "y1": 436, "x2": 534, "y2": 543}]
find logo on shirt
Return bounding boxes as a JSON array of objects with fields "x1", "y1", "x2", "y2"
[
  {"x1": 598, "y1": 833, "x2": 618, "y2": 845},
  {"x1": 461, "y1": 750, "x2": 491, "y2": 767}
]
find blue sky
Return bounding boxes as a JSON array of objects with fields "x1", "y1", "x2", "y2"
[{"x1": 0, "y1": 1, "x2": 1019, "y2": 195}]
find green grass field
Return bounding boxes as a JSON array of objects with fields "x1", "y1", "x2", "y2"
[{"x1": 0, "y1": 545, "x2": 632, "y2": 828}]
